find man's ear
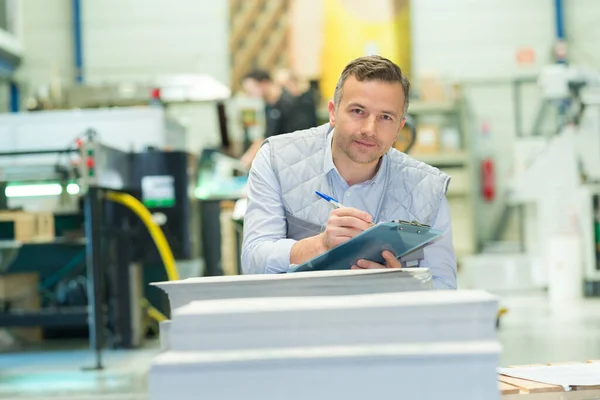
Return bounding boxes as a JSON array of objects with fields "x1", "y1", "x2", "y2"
[
  {"x1": 328, "y1": 100, "x2": 336, "y2": 126},
  {"x1": 398, "y1": 116, "x2": 407, "y2": 133}
]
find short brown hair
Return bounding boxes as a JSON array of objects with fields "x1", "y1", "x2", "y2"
[
  {"x1": 333, "y1": 55, "x2": 410, "y2": 114},
  {"x1": 243, "y1": 69, "x2": 271, "y2": 82}
]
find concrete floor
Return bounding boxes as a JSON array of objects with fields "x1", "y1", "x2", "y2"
[
  {"x1": 498, "y1": 290, "x2": 600, "y2": 366},
  {"x1": 0, "y1": 292, "x2": 599, "y2": 399},
  {"x1": 0, "y1": 340, "x2": 159, "y2": 399}
]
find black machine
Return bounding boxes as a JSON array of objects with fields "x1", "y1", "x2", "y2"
[{"x1": 130, "y1": 150, "x2": 200, "y2": 263}]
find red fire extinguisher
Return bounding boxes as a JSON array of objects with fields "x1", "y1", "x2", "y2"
[{"x1": 481, "y1": 158, "x2": 495, "y2": 202}]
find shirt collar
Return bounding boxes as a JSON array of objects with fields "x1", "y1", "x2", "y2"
[
  {"x1": 323, "y1": 130, "x2": 336, "y2": 175},
  {"x1": 324, "y1": 129, "x2": 388, "y2": 186}
]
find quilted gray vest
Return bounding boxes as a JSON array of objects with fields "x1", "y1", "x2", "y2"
[{"x1": 265, "y1": 124, "x2": 450, "y2": 247}]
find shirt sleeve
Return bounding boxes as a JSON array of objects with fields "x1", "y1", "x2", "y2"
[
  {"x1": 241, "y1": 142, "x2": 297, "y2": 274},
  {"x1": 420, "y1": 197, "x2": 458, "y2": 290}
]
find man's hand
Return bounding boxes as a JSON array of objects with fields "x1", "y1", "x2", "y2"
[
  {"x1": 351, "y1": 250, "x2": 401, "y2": 270},
  {"x1": 319, "y1": 207, "x2": 373, "y2": 250},
  {"x1": 290, "y1": 207, "x2": 372, "y2": 266}
]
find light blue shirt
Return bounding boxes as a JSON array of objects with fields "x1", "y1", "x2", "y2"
[{"x1": 241, "y1": 133, "x2": 457, "y2": 289}]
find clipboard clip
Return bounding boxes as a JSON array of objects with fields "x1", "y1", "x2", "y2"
[{"x1": 393, "y1": 219, "x2": 431, "y2": 229}]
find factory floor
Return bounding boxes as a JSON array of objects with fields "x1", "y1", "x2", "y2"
[
  {"x1": 498, "y1": 290, "x2": 600, "y2": 366},
  {"x1": 0, "y1": 292, "x2": 599, "y2": 399},
  {"x1": 0, "y1": 339, "x2": 158, "y2": 400}
]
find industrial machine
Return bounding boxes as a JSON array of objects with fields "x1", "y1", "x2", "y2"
[
  {"x1": 0, "y1": 127, "x2": 200, "y2": 369},
  {"x1": 462, "y1": 64, "x2": 600, "y2": 298}
]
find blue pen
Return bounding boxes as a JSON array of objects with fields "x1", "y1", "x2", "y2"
[{"x1": 315, "y1": 191, "x2": 345, "y2": 209}]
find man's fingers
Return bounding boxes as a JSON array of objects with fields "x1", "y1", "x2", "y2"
[
  {"x1": 330, "y1": 216, "x2": 371, "y2": 231},
  {"x1": 324, "y1": 208, "x2": 373, "y2": 251},
  {"x1": 382, "y1": 250, "x2": 401, "y2": 268},
  {"x1": 332, "y1": 207, "x2": 372, "y2": 224},
  {"x1": 328, "y1": 226, "x2": 364, "y2": 240},
  {"x1": 356, "y1": 259, "x2": 385, "y2": 269},
  {"x1": 351, "y1": 252, "x2": 400, "y2": 270}
]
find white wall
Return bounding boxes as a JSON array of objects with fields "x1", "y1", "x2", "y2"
[
  {"x1": 83, "y1": 0, "x2": 229, "y2": 85},
  {"x1": 15, "y1": 0, "x2": 73, "y2": 88},
  {"x1": 83, "y1": 0, "x2": 230, "y2": 153},
  {"x1": 412, "y1": 0, "x2": 600, "y2": 75},
  {"x1": 568, "y1": 0, "x2": 600, "y2": 70},
  {"x1": 412, "y1": 0, "x2": 554, "y2": 81},
  {"x1": 15, "y1": 0, "x2": 229, "y2": 87}
]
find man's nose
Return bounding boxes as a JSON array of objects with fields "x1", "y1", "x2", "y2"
[{"x1": 361, "y1": 115, "x2": 377, "y2": 136}]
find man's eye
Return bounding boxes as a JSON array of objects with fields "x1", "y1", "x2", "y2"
[
  {"x1": 381, "y1": 115, "x2": 393, "y2": 121},
  {"x1": 351, "y1": 109, "x2": 363, "y2": 115}
]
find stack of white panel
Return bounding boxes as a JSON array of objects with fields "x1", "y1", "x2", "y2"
[
  {"x1": 153, "y1": 268, "x2": 434, "y2": 350},
  {"x1": 149, "y1": 290, "x2": 500, "y2": 400},
  {"x1": 152, "y1": 268, "x2": 435, "y2": 312}
]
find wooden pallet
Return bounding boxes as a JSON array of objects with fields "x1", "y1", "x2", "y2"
[
  {"x1": 499, "y1": 361, "x2": 600, "y2": 397},
  {"x1": 229, "y1": 0, "x2": 291, "y2": 91}
]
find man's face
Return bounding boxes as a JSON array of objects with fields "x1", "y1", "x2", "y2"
[
  {"x1": 242, "y1": 78, "x2": 265, "y2": 99},
  {"x1": 329, "y1": 76, "x2": 406, "y2": 165}
]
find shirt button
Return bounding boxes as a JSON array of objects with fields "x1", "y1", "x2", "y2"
[{"x1": 346, "y1": 191, "x2": 351, "y2": 197}]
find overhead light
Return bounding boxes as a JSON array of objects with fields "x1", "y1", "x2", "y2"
[
  {"x1": 5, "y1": 183, "x2": 63, "y2": 198},
  {"x1": 4, "y1": 182, "x2": 81, "y2": 198},
  {"x1": 66, "y1": 183, "x2": 80, "y2": 195}
]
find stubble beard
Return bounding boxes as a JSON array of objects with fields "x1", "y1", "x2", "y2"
[{"x1": 340, "y1": 135, "x2": 384, "y2": 165}]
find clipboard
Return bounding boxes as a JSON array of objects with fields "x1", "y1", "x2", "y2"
[{"x1": 288, "y1": 221, "x2": 442, "y2": 273}]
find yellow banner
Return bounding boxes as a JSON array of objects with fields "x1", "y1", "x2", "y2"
[{"x1": 320, "y1": 0, "x2": 411, "y2": 101}]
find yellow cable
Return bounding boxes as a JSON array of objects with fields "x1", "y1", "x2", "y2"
[
  {"x1": 147, "y1": 305, "x2": 168, "y2": 322},
  {"x1": 106, "y1": 191, "x2": 180, "y2": 281},
  {"x1": 105, "y1": 190, "x2": 179, "y2": 324},
  {"x1": 141, "y1": 298, "x2": 168, "y2": 322}
]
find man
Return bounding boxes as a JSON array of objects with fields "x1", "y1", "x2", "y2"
[
  {"x1": 240, "y1": 69, "x2": 314, "y2": 167},
  {"x1": 241, "y1": 56, "x2": 456, "y2": 289},
  {"x1": 274, "y1": 68, "x2": 318, "y2": 128}
]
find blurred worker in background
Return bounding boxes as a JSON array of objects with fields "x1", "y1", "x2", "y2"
[
  {"x1": 274, "y1": 68, "x2": 318, "y2": 128},
  {"x1": 240, "y1": 69, "x2": 316, "y2": 167}
]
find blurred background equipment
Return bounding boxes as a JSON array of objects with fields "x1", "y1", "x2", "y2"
[
  {"x1": 0, "y1": 74, "x2": 248, "y2": 363},
  {"x1": 461, "y1": 65, "x2": 600, "y2": 298},
  {"x1": 0, "y1": 130, "x2": 202, "y2": 365}
]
